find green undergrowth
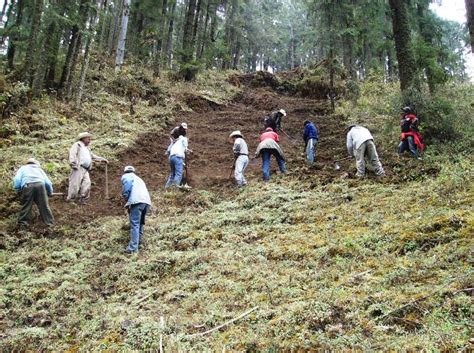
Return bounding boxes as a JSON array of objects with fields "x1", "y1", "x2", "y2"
[{"x1": 1, "y1": 156, "x2": 472, "y2": 350}]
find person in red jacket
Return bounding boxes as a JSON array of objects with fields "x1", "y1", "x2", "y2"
[
  {"x1": 398, "y1": 106, "x2": 424, "y2": 160},
  {"x1": 255, "y1": 128, "x2": 286, "y2": 181}
]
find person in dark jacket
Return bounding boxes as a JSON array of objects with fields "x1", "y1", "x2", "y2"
[
  {"x1": 170, "y1": 122, "x2": 188, "y2": 141},
  {"x1": 263, "y1": 109, "x2": 286, "y2": 132},
  {"x1": 303, "y1": 120, "x2": 319, "y2": 164},
  {"x1": 398, "y1": 107, "x2": 424, "y2": 159}
]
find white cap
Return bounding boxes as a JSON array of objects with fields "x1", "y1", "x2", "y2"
[
  {"x1": 124, "y1": 166, "x2": 135, "y2": 173},
  {"x1": 27, "y1": 158, "x2": 40, "y2": 166},
  {"x1": 181, "y1": 123, "x2": 188, "y2": 129},
  {"x1": 229, "y1": 130, "x2": 243, "y2": 138},
  {"x1": 78, "y1": 132, "x2": 92, "y2": 141},
  {"x1": 279, "y1": 109, "x2": 287, "y2": 116}
]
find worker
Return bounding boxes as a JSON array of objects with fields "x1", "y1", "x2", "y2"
[
  {"x1": 255, "y1": 127, "x2": 286, "y2": 182},
  {"x1": 229, "y1": 130, "x2": 249, "y2": 187},
  {"x1": 121, "y1": 166, "x2": 152, "y2": 254},
  {"x1": 170, "y1": 122, "x2": 188, "y2": 141},
  {"x1": 398, "y1": 106, "x2": 424, "y2": 159},
  {"x1": 13, "y1": 158, "x2": 54, "y2": 228},
  {"x1": 67, "y1": 132, "x2": 108, "y2": 203},
  {"x1": 165, "y1": 134, "x2": 191, "y2": 189},
  {"x1": 303, "y1": 120, "x2": 319, "y2": 164},
  {"x1": 263, "y1": 109, "x2": 286, "y2": 132},
  {"x1": 346, "y1": 125, "x2": 385, "y2": 177}
]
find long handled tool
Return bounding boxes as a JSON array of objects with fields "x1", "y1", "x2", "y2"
[
  {"x1": 334, "y1": 156, "x2": 353, "y2": 170},
  {"x1": 280, "y1": 128, "x2": 298, "y2": 144},
  {"x1": 105, "y1": 163, "x2": 109, "y2": 199},
  {"x1": 228, "y1": 161, "x2": 236, "y2": 180},
  {"x1": 51, "y1": 192, "x2": 65, "y2": 197}
]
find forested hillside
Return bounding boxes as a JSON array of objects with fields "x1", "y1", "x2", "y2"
[{"x1": 0, "y1": 0, "x2": 473, "y2": 350}]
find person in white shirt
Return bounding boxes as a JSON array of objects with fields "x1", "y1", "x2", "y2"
[
  {"x1": 67, "y1": 132, "x2": 108, "y2": 202},
  {"x1": 229, "y1": 130, "x2": 249, "y2": 187},
  {"x1": 346, "y1": 125, "x2": 385, "y2": 177},
  {"x1": 165, "y1": 135, "x2": 190, "y2": 189}
]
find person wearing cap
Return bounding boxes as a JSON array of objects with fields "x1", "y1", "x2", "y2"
[
  {"x1": 255, "y1": 128, "x2": 286, "y2": 182},
  {"x1": 346, "y1": 125, "x2": 385, "y2": 177},
  {"x1": 264, "y1": 109, "x2": 287, "y2": 132},
  {"x1": 229, "y1": 130, "x2": 249, "y2": 187},
  {"x1": 67, "y1": 132, "x2": 108, "y2": 202},
  {"x1": 303, "y1": 120, "x2": 319, "y2": 164},
  {"x1": 165, "y1": 133, "x2": 190, "y2": 189},
  {"x1": 121, "y1": 166, "x2": 152, "y2": 254},
  {"x1": 13, "y1": 158, "x2": 54, "y2": 228},
  {"x1": 398, "y1": 106, "x2": 424, "y2": 159},
  {"x1": 170, "y1": 122, "x2": 188, "y2": 141}
]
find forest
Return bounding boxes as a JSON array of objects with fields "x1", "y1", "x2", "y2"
[{"x1": 0, "y1": 0, "x2": 473, "y2": 351}]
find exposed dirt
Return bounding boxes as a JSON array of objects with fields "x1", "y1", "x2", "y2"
[{"x1": 39, "y1": 84, "x2": 435, "y2": 225}]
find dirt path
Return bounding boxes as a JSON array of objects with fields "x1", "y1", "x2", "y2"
[{"x1": 49, "y1": 85, "x2": 430, "y2": 225}]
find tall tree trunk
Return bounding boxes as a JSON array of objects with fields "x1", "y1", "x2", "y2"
[
  {"x1": 76, "y1": 0, "x2": 100, "y2": 107},
  {"x1": 197, "y1": 0, "x2": 211, "y2": 59},
  {"x1": 388, "y1": 0, "x2": 416, "y2": 91},
  {"x1": 153, "y1": 0, "x2": 168, "y2": 76},
  {"x1": 181, "y1": 0, "x2": 197, "y2": 80},
  {"x1": 97, "y1": 0, "x2": 108, "y2": 52},
  {"x1": 0, "y1": 0, "x2": 9, "y2": 23},
  {"x1": 59, "y1": 27, "x2": 79, "y2": 89},
  {"x1": 6, "y1": 0, "x2": 24, "y2": 72},
  {"x1": 32, "y1": 4, "x2": 57, "y2": 96},
  {"x1": 108, "y1": 0, "x2": 123, "y2": 55},
  {"x1": 165, "y1": 0, "x2": 176, "y2": 68},
  {"x1": 417, "y1": 3, "x2": 436, "y2": 94},
  {"x1": 466, "y1": 0, "x2": 474, "y2": 52},
  {"x1": 115, "y1": 0, "x2": 131, "y2": 70},
  {"x1": 23, "y1": 0, "x2": 44, "y2": 85},
  {"x1": 62, "y1": 0, "x2": 89, "y2": 98},
  {"x1": 223, "y1": 0, "x2": 238, "y2": 70}
]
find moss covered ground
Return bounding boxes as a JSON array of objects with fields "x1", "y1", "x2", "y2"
[{"x1": 0, "y1": 67, "x2": 472, "y2": 350}]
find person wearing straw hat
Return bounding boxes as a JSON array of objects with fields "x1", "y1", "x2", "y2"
[
  {"x1": 13, "y1": 158, "x2": 54, "y2": 228},
  {"x1": 229, "y1": 130, "x2": 249, "y2": 187},
  {"x1": 67, "y1": 132, "x2": 108, "y2": 203},
  {"x1": 121, "y1": 166, "x2": 151, "y2": 254},
  {"x1": 264, "y1": 109, "x2": 287, "y2": 132},
  {"x1": 170, "y1": 122, "x2": 188, "y2": 141}
]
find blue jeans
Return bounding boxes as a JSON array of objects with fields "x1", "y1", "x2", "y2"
[
  {"x1": 398, "y1": 136, "x2": 419, "y2": 158},
  {"x1": 165, "y1": 155, "x2": 184, "y2": 188},
  {"x1": 261, "y1": 149, "x2": 286, "y2": 182},
  {"x1": 127, "y1": 203, "x2": 149, "y2": 252},
  {"x1": 306, "y1": 138, "x2": 317, "y2": 164}
]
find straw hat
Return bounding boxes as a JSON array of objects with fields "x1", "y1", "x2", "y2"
[
  {"x1": 229, "y1": 130, "x2": 243, "y2": 138},
  {"x1": 77, "y1": 132, "x2": 92, "y2": 141}
]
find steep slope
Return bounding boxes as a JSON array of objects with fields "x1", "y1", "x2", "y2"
[{"x1": 1, "y1": 74, "x2": 472, "y2": 351}]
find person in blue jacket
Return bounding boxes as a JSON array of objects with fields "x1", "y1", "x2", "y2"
[
  {"x1": 303, "y1": 120, "x2": 319, "y2": 164},
  {"x1": 13, "y1": 158, "x2": 54, "y2": 228},
  {"x1": 121, "y1": 166, "x2": 152, "y2": 254}
]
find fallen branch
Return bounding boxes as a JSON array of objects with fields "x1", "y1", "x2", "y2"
[
  {"x1": 187, "y1": 306, "x2": 258, "y2": 338},
  {"x1": 134, "y1": 289, "x2": 161, "y2": 305},
  {"x1": 452, "y1": 287, "x2": 473, "y2": 295}
]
